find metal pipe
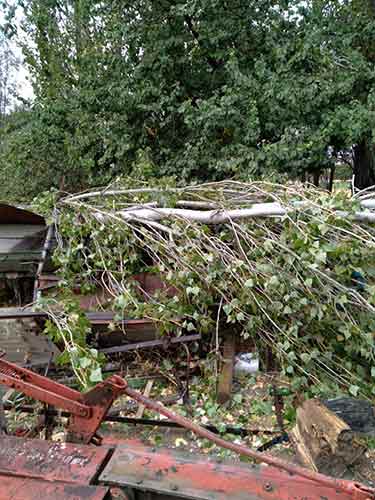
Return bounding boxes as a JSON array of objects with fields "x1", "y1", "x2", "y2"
[
  {"x1": 99, "y1": 334, "x2": 200, "y2": 354},
  {"x1": 3, "y1": 403, "x2": 280, "y2": 437}
]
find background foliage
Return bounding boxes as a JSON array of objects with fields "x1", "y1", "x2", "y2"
[{"x1": 0, "y1": 0, "x2": 375, "y2": 197}]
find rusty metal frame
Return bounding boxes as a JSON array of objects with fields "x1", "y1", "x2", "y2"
[
  {"x1": 0, "y1": 434, "x2": 111, "y2": 484},
  {"x1": 4, "y1": 403, "x2": 282, "y2": 437},
  {"x1": 0, "y1": 356, "x2": 127, "y2": 443},
  {"x1": 0, "y1": 476, "x2": 109, "y2": 500}
]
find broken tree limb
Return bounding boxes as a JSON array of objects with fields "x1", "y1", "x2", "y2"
[
  {"x1": 52, "y1": 180, "x2": 375, "y2": 397},
  {"x1": 33, "y1": 221, "x2": 55, "y2": 302},
  {"x1": 63, "y1": 184, "x2": 375, "y2": 226},
  {"x1": 62, "y1": 180, "x2": 260, "y2": 202},
  {"x1": 175, "y1": 199, "x2": 263, "y2": 208},
  {"x1": 124, "y1": 206, "x2": 375, "y2": 224},
  {"x1": 118, "y1": 203, "x2": 286, "y2": 223},
  {"x1": 85, "y1": 203, "x2": 375, "y2": 225},
  {"x1": 291, "y1": 399, "x2": 366, "y2": 477}
]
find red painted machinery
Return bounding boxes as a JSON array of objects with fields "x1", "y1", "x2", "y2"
[
  {"x1": 0, "y1": 355, "x2": 126, "y2": 444},
  {"x1": 0, "y1": 356, "x2": 374, "y2": 500}
]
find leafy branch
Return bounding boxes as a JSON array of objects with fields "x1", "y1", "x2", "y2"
[{"x1": 36, "y1": 179, "x2": 375, "y2": 398}]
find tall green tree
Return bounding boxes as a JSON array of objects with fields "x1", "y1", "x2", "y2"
[
  {"x1": 1, "y1": 0, "x2": 375, "y2": 195},
  {"x1": 0, "y1": 32, "x2": 18, "y2": 124}
]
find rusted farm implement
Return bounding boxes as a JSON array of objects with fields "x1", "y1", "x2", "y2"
[{"x1": 0, "y1": 355, "x2": 373, "y2": 500}]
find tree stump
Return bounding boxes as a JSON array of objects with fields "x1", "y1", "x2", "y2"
[{"x1": 291, "y1": 399, "x2": 366, "y2": 477}]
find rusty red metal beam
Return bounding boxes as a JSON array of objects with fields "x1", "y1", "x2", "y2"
[
  {"x1": 3, "y1": 403, "x2": 282, "y2": 438},
  {"x1": 0, "y1": 435, "x2": 111, "y2": 485},
  {"x1": 0, "y1": 357, "x2": 89, "y2": 416},
  {"x1": 0, "y1": 309, "x2": 153, "y2": 327},
  {"x1": 0, "y1": 476, "x2": 109, "y2": 500},
  {"x1": 0, "y1": 310, "x2": 197, "y2": 341},
  {"x1": 100, "y1": 441, "x2": 372, "y2": 500}
]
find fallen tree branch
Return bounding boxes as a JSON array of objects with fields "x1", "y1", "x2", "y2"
[
  {"x1": 117, "y1": 203, "x2": 286, "y2": 223},
  {"x1": 36, "y1": 179, "x2": 375, "y2": 397}
]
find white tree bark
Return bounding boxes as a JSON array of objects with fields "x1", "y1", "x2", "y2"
[
  {"x1": 118, "y1": 202, "x2": 287, "y2": 223},
  {"x1": 359, "y1": 199, "x2": 375, "y2": 209},
  {"x1": 75, "y1": 200, "x2": 375, "y2": 226}
]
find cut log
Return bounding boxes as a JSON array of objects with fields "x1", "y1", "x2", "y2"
[{"x1": 291, "y1": 399, "x2": 366, "y2": 477}]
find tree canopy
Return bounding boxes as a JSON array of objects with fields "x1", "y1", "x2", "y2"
[{"x1": 0, "y1": 0, "x2": 375, "y2": 196}]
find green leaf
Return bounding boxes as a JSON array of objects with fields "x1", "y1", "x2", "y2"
[
  {"x1": 268, "y1": 276, "x2": 279, "y2": 287},
  {"x1": 162, "y1": 359, "x2": 173, "y2": 370},
  {"x1": 300, "y1": 353, "x2": 310, "y2": 363},
  {"x1": 89, "y1": 367, "x2": 103, "y2": 383},
  {"x1": 233, "y1": 393, "x2": 243, "y2": 404},
  {"x1": 349, "y1": 385, "x2": 359, "y2": 397},
  {"x1": 117, "y1": 294, "x2": 128, "y2": 308},
  {"x1": 223, "y1": 304, "x2": 232, "y2": 315},
  {"x1": 79, "y1": 357, "x2": 91, "y2": 368},
  {"x1": 315, "y1": 251, "x2": 327, "y2": 264},
  {"x1": 337, "y1": 295, "x2": 348, "y2": 306}
]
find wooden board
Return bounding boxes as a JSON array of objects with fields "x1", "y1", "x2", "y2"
[{"x1": 136, "y1": 380, "x2": 154, "y2": 418}]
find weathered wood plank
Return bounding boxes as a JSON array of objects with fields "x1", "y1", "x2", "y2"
[
  {"x1": 135, "y1": 380, "x2": 154, "y2": 418},
  {"x1": 217, "y1": 335, "x2": 236, "y2": 404}
]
